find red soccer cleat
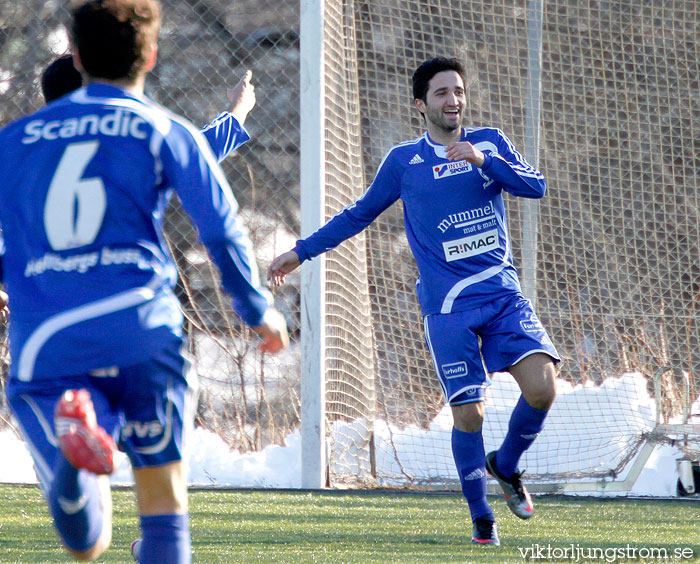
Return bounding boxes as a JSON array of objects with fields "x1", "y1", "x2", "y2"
[{"x1": 54, "y1": 389, "x2": 117, "y2": 475}]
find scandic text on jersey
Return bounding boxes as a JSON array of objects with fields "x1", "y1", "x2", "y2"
[{"x1": 22, "y1": 109, "x2": 149, "y2": 144}]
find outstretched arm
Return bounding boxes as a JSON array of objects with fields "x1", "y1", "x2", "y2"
[
  {"x1": 272, "y1": 150, "x2": 402, "y2": 280},
  {"x1": 267, "y1": 250, "x2": 301, "y2": 286}
]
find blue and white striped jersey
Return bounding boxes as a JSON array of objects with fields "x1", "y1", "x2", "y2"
[
  {"x1": 0, "y1": 83, "x2": 269, "y2": 381},
  {"x1": 294, "y1": 127, "x2": 546, "y2": 316}
]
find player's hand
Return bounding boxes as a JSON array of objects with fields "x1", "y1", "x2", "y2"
[
  {"x1": 252, "y1": 308, "x2": 290, "y2": 353},
  {"x1": 445, "y1": 141, "x2": 485, "y2": 167},
  {"x1": 0, "y1": 290, "x2": 7, "y2": 312},
  {"x1": 227, "y1": 70, "x2": 256, "y2": 125},
  {"x1": 267, "y1": 250, "x2": 301, "y2": 286}
]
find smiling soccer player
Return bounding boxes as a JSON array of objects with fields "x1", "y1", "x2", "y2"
[{"x1": 268, "y1": 56, "x2": 559, "y2": 547}]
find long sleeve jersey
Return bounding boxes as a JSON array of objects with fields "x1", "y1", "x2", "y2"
[
  {"x1": 0, "y1": 105, "x2": 250, "y2": 284},
  {"x1": 0, "y1": 83, "x2": 269, "y2": 381},
  {"x1": 295, "y1": 127, "x2": 546, "y2": 316},
  {"x1": 200, "y1": 111, "x2": 251, "y2": 162}
]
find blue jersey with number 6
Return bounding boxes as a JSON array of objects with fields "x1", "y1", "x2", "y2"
[{"x1": 0, "y1": 83, "x2": 269, "y2": 382}]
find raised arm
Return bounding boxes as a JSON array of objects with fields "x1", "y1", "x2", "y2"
[
  {"x1": 199, "y1": 70, "x2": 256, "y2": 162},
  {"x1": 227, "y1": 70, "x2": 256, "y2": 126}
]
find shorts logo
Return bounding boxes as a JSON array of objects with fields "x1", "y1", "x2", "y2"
[
  {"x1": 443, "y1": 229, "x2": 498, "y2": 262},
  {"x1": 121, "y1": 420, "x2": 164, "y2": 440},
  {"x1": 441, "y1": 361, "x2": 467, "y2": 379},
  {"x1": 520, "y1": 315, "x2": 544, "y2": 333},
  {"x1": 433, "y1": 160, "x2": 472, "y2": 179}
]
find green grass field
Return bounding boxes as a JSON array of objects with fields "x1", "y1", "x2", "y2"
[{"x1": 0, "y1": 484, "x2": 698, "y2": 563}]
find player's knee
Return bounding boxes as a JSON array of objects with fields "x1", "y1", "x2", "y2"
[
  {"x1": 133, "y1": 461, "x2": 188, "y2": 515},
  {"x1": 527, "y1": 374, "x2": 556, "y2": 411},
  {"x1": 451, "y1": 401, "x2": 484, "y2": 432},
  {"x1": 512, "y1": 354, "x2": 557, "y2": 410},
  {"x1": 530, "y1": 388, "x2": 555, "y2": 411}
]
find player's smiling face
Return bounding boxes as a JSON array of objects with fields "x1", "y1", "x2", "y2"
[{"x1": 418, "y1": 70, "x2": 466, "y2": 136}]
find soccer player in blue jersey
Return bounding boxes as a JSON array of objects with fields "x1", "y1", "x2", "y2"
[
  {"x1": 268, "y1": 57, "x2": 559, "y2": 546},
  {"x1": 0, "y1": 1, "x2": 288, "y2": 563},
  {"x1": 0, "y1": 54, "x2": 255, "y2": 324}
]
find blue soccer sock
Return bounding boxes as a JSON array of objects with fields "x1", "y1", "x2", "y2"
[
  {"x1": 451, "y1": 427, "x2": 493, "y2": 522},
  {"x1": 47, "y1": 453, "x2": 104, "y2": 552},
  {"x1": 496, "y1": 395, "x2": 549, "y2": 478},
  {"x1": 139, "y1": 513, "x2": 190, "y2": 564}
]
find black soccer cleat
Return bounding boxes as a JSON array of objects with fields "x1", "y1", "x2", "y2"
[
  {"x1": 485, "y1": 451, "x2": 534, "y2": 519},
  {"x1": 471, "y1": 516, "x2": 500, "y2": 545}
]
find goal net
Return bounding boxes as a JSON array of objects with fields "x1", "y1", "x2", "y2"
[
  {"x1": 315, "y1": 0, "x2": 700, "y2": 489},
  {"x1": 0, "y1": 0, "x2": 698, "y2": 493}
]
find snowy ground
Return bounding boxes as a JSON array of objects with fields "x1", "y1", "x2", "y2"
[{"x1": 0, "y1": 372, "x2": 696, "y2": 497}]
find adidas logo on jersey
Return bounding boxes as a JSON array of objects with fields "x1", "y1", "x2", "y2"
[{"x1": 408, "y1": 154, "x2": 424, "y2": 164}]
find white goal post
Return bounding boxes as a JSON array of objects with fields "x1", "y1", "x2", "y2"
[{"x1": 299, "y1": 0, "x2": 328, "y2": 490}]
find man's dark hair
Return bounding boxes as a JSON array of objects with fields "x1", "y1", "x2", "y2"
[
  {"x1": 41, "y1": 55, "x2": 83, "y2": 103},
  {"x1": 412, "y1": 57, "x2": 467, "y2": 102},
  {"x1": 70, "y1": 0, "x2": 161, "y2": 82}
]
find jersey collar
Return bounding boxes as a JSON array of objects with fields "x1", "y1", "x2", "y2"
[{"x1": 424, "y1": 128, "x2": 467, "y2": 158}]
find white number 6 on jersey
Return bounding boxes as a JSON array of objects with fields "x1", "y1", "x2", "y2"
[{"x1": 44, "y1": 140, "x2": 106, "y2": 251}]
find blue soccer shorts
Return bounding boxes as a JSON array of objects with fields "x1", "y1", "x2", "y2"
[
  {"x1": 424, "y1": 293, "x2": 559, "y2": 405},
  {"x1": 6, "y1": 337, "x2": 198, "y2": 493}
]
